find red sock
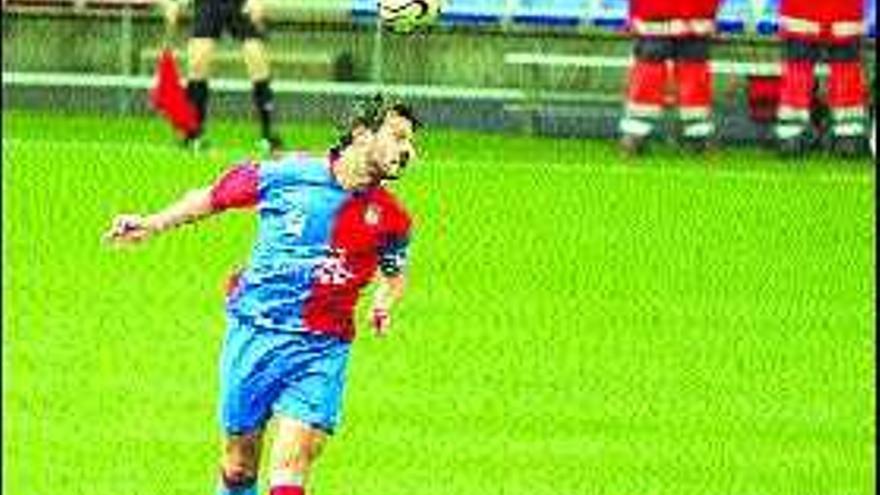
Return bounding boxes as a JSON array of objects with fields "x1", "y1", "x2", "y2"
[
  {"x1": 828, "y1": 59, "x2": 867, "y2": 110},
  {"x1": 270, "y1": 486, "x2": 304, "y2": 495},
  {"x1": 627, "y1": 58, "x2": 669, "y2": 109},
  {"x1": 779, "y1": 59, "x2": 816, "y2": 112},
  {"x1": 674, "y1": 60, "x2": 712, "y2": 110}
]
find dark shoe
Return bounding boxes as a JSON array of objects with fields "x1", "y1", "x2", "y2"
[
  {"x1": 681, "y1": 137, "x2": 714, "y2": 154},
  {"x1": 182, "y1": 134, "x2": 208, "y2": 153},
  {"x1": 620, "y1": 134, "x2": 648, "y2": 157},
  {"x1": 777, "y1": 137, "x2": 810, "y2": 158},
  {"x1": 831, "y1": 136, "x2": 868, "y2": 159}
]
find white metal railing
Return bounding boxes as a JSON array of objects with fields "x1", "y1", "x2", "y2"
[
  {"x1": 2, "y1": 70, "x2": 530, "y2": 101},
  {"x1": 503, "y1": 52, "x2": 834, "y2": 77}
]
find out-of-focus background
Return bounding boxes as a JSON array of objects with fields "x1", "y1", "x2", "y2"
[
  {"x1": 2, "y1": 2, "x2": 876, "y2": 495},
  {"x1": 3, "y1": 0, "x2": 874, "y2": 142}
]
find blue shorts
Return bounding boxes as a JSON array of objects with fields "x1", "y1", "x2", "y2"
[{"x1": 219, "y1": 316, "x2": 351, "y2": 435}]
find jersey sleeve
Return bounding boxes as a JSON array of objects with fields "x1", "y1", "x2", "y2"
[
  {"x1": 210, "y1": 161, "x2": 259, "y2": 211},
  {"x1": 376, "y1": 190, "x2": 412, "y2": 277},
  {"x1": 378, "y1": 234, "x2": 410, "y2": 277}
]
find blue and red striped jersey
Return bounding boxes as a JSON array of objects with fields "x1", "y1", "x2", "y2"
[{"x1": 210, "y1": 153, "x2": 412, "y2": 341}]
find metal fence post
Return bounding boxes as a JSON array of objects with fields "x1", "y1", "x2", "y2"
[
  {"x1": 370, "y1": 16, "x2": 383, "y2": 84},
  {"x1": 119, "y1": 5, "x2": 134, "y2": 114}
]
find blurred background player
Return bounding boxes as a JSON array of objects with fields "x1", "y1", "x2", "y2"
[
  {"x1": 163, "y1": 0, "x2": 282, "y2": 153},
  {"x1": 104, "y1": 96, "x2": 420, "y2": 495},
  {"x1": 775, "y1": 0, "x2": 869, "y2": 157},
  {"x1": 619, "y1": 0, "x2": 722, "y2": 155}
]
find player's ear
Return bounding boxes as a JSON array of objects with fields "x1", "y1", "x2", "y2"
[
  {"x1": 350, "y1": 123, "x2": 366, "y2": 136},
  {"x1": 351, "y1": 125, "x2": 374, "y2": 145}
]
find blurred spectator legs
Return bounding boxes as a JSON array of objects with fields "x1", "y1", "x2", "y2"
[
  {"x1": 776, "y1": 38, "x2": 868, "y2": 157},
  {"x1": 619, "y1": 38, "x2": 669, "y2": 155},
  {"x1": 827, "y1": 41, "x2": 868, "y2": 156},
  {"x1": 620, "y1": 36, "x2": 715, "y2": 155},
  {"x1": 674, "y1": 37, "x2": 714, "y2": 151},
  {"x1": 776, "y1": 41, "x2": 817, "y2": 155}
]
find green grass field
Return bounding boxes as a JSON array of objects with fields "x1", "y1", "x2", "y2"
[{"x1": 2, "y1": 110, "x2": 875, "y2": 495}]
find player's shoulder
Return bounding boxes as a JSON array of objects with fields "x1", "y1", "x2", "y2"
[
  {"x1": 224, "y1": 157, "x2": 260, "y2": 170},
  {"x1": 259, "y1": 152, "x2": 333, "y2": 183},
  {"x1": 260, "y1": 151, "x2": 316, "y2": 171},
  {"x1": 215, "y1": 158, "x2": 260, "y2": 185},
  {"x1": 367, "y1": 186, "x2": 412, "y2": 230}
]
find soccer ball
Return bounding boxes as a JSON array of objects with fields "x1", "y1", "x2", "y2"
[{"x1": 379, "y1": 0, "x2": 441, "y2": 33}]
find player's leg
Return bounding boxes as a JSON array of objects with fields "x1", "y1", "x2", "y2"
[
  {"x1": 826, "y1": 39, "x2": 869, "y2": 158},
  {"x1": 775, "y1": 38, "x2": 819, "y2": 156},
  {"x1": 270, "y1": 332, "x2": 352, "y2": 494},
  {"x1": 230, "y1": 1, "x2": 282, "y2": 152},
  {"x1": 186, "y1": 38, "x2": 215, "y2": 143},
  {"x1": 217, "y1": 317, "x2": 287, "y2": 495},
  {"x1": 185, "y1": 0, "x2": 224, "y2": 146},
  {"x1": 242, "y1": 39, "x2": 282, "y2": 151},
  {"x1": 672, "y1": 36, "x2": 715, "y2": 152},
  {"x1": 218, "y1": 431, "x2": 263, "y2": 495},
  {"x1": 619, "y1": 36, "x2": 673, "y2": 155},
  {"x1": 267, "y1": 417, "x2": 328, "y2": 495}
]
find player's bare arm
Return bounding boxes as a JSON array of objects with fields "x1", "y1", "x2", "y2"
[
  {"x1": 104, "y1": 186, "x2": 216, "y2": 244},
  {"x1": 370, "y1": 272, "x2": 406, "y2": 337}
]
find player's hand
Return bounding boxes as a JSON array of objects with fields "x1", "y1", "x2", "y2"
[
  {"x1": 242, "y1": 0, "x2": 265, "y2": 26},
  {"x1": 370, "y1": 306, "x2": 391, "y2": 337},
  {"x1": 103, "y1": 214, "x2": 154, "y2": 245},
  {"x1": 224, "y1": 269, "x2": 243, "y2": 297}
]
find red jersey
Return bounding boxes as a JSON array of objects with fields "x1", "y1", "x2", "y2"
[
  {"x1": 629, "y1": 0, "x2": 721, "y2": 37},
  {"x1": 779, "y1": 0, "x2": 866, "y2": 41}
]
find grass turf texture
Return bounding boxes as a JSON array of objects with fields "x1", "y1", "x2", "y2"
[{"x1": 2, "y1": 110, "x2": 875, "y2": 495}]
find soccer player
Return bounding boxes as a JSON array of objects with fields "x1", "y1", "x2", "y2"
[
  {"x1": 618, "y1": 0, "x2": 722, "y2": 155},
  {"x1": 104, "y1": 97, "x2": 419, "y2": 495},
  {"x1": 775, "y1": 0, "x2": 869, "y2": 157},
  {"x1": 163, "y1": 0, "x2": 282, "y2": 152}
]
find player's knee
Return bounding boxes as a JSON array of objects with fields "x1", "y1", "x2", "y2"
[
  {"x1": 242, "y1": 38, "x2": 266, "y2": 53},
  {"x1": 188, "y1": 39, "x2": 215, "y2": 78},
  {"x1": 783, "y1": 39, "x2": 821, "y2": 62},
  {"x1": 634, "y1": 37, "x2": 675, "y2": 62},
  {"x1": 275, "y1": 439, "x2": 322, "y2": 471},
  {"x1": 675, "y1": 38, "x2": 710, "y2": 62},
  {"x1": 242, "y1": 40, "x2": 271, "y2": 80},
  {"x1": 223, "y1": 435, "x2": 260, "y2": 477},
  {"x1": 826, "y1": 41, "x2": 860, "y2": 63},
  {"x1": 221, "y1": 464, "x2": 257, "y2": 490}
]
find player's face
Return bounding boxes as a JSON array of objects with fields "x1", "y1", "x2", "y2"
[{"x1": 368, "y1": 111, "x2": 417, "y2": 181}]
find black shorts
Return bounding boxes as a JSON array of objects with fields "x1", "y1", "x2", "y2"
[
  {"x1": 192, "y1": 0, "x2": 264, "y2": 40},
  {"x1": 782, "y1": 38, "x2": 861, "y2": 63},
  {"x1": 633, "y1": 37, "x2": 711, "y2": 62}
]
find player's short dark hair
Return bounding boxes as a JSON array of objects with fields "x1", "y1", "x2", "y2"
[
  {"x1": 387, "y1": 101, "x2": 421, "y2": 131},
  {"x1": 329, "y1": 94, "x2": 421, "y2": 159}
]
